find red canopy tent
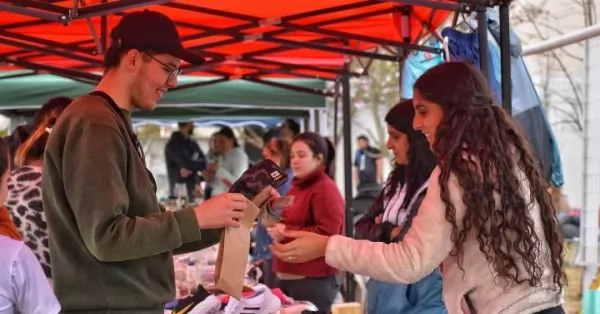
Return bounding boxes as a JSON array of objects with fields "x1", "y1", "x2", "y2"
[
  {"x1": 0, "y1": 0, "x2": 511, "y2": 107},
  {"x1": 0, "y1": 0, "x2": 458, "y2": 85},
  {"x1": 0, "y1": 0, "x2": 514, "y2": 299}
]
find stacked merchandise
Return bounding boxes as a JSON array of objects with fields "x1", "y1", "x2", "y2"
[
  {"x1": 169, "y1": 240, "x2": 317, "y2": 313},
  {"x1": 173, "y1": 247, "x2": 261, "y2": 300},
  {"x1": 166, "y1": 284, "x2": 317, "y2": 314},
  {"x1": 167, "y1": 159, "x2": 317, "y2": 313}
]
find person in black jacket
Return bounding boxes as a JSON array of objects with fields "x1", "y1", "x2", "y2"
[
  {"x1": 165, "y1": 121, "x2": 206, "y2": 202},
  {"x1": 353, "y1": 100, "x2": 446, "y2": 314}
]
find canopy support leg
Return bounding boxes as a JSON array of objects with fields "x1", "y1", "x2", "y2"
[
  {"x1": 477, "y1": 10, "x2": 491, "y2": 86},
  {"x1": 342, "y1": 61, "x2": 355, "y2": 302},
  {"x1": 499, "y1": 3, "x2": 512, "y2": 114},
  {"x1": 333, "y1": 83, "x2": 340, "y2": 145},
  {"x1": 398, "y1": 6, "x2": 411, "y2": 100}
]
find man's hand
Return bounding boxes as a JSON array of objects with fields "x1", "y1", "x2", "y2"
[
  {"x1": 180, "y1": 168, "x2": 192, "y2": 178},
  {"x1": 194, "y1": 193, "x2": 247, "y2": 229}
]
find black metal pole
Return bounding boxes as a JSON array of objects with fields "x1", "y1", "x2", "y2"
[
  {"x1": 399, "y1": 59, "x2": 405, "y2": 100},
  {"x1": 100, "y1": 0, "x2": 108, "y2": 52},
  {"x1": 499, "y1": 4, "x2": 512, "y2": 115},
  {"x1": 341, "y1": 61, "x2": 355, "y2": 302},
  {"x1": 477, "y1": 9, "x2": 490, "y2": 85},
  {"x1": 398, "y1": 51, "x2": 408, "y2": 102},
  {"x1": 399, "y1": 6, "x2": 410, "y2": 100},
  {"x1": 333, "y1": 83, "x2": 340, "y2": 145}
]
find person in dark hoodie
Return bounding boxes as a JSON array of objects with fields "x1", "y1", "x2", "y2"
[
  {"x1": 165, "y1": 121, "x2": 206, "y2": 202},
  {"x1": 3, "y1": 96, "x2": 72, "y2": 168}
]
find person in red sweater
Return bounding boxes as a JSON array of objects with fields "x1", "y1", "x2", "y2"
[{"x1": 267, "y1": 132, "x2": 344, "y2": 313}]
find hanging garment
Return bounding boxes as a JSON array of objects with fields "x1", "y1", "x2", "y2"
[
  {"x1": 484, "y1": 13, "x2": 564, "y2": 187},
  {"x1": 484, "y1": 8, "x2": 522, "y2": 57},
  {"x1": 440, "y1": 27, "x2": 501, "y2": 101},
  {"x1": 400, "y1": 17, "x2": 563, "y2": 187},
  {"x1": 400, "y1": 40, "x2": 444, "y2": 99},
  {"x1": 440, "y1": 21, "x2": 564, "y2": 187}
]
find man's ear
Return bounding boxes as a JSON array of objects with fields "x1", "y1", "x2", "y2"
[{"x1": 123, "y1": 49, "x2": 142, "y2": 72}]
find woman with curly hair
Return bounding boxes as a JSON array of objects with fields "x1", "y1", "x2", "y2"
[{"x1": 270, "y1": 61, "x2": 565, "y2": 314}]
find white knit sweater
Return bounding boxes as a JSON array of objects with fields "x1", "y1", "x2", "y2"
[{"x1": 326, "y1": 166, "x2": 561, "y2": 314}]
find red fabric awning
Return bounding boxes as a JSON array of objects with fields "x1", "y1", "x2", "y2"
[{"x1": 0, "y1": 0, "x2": 458, "y2": 81}]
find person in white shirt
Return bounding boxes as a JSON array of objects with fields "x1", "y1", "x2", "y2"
[
  {"x1": 0, "y1": 139, "x2": 60, "y2": 314},
  {"x1": 0, "y1": 235, "x2": 60, "y2": 314},
  {"x1": 204, "y1": 127, "x2": 249, "y2": 197}
]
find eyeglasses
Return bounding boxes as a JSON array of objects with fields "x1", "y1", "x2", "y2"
[{"x1": 143, "y1": 52, "x2": 182, "y2": 81}]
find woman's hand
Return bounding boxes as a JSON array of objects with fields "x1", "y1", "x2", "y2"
[
  {"x1": 270, "y1": 230, "x2": 330, "y2": 263},
  {"x1": 202, "y1": 169, "x2": 214, "y2": 181},
  {"x1": 207, "y1": 162, "x2": 219, "y2": 172},
  {"x1": 268, "y1": 187, "x2": 281, "y2": 199},
  {"x1": 266, "y1": 223, "x2": 286, "y2": 242},
  {"x1": 375, "y1": 214, "x2": 383, "y2": 224},
  {"x1": 390, "y1": 226, "x2": 402, "y2": 239}
]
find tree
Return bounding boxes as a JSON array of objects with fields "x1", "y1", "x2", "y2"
[
  {"x1": 331, "y1": 56, "x2": 399, "y2": 158},
  {"x1": 328, "y1": 85, "x2": 358, "y2": 149}
]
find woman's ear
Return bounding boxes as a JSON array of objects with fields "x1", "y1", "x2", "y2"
[{"x1": 315, "y1": 153, "x2": 325, "y2": 164}]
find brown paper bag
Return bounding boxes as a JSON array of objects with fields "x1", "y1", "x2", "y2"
[{"x1": 211, "y1": 188, "x2": 271, "y2": 299}]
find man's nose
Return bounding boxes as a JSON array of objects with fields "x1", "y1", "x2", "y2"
[{"x1": 166, "y1": 75, "x2": 178, "y2": 88}]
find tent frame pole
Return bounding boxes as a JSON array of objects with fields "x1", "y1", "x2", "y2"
[
  {"x1": 75, "y1": 0, "x2": 170, "y2": 18},
  {"x1": 499, "y1": 3, "x2": 512, "y2": 114},
  {"x1": 241, "y1": 76, "x2": 337, "y2": 97},
  {"x1": 477, "y1": 9, "x2": 491, "y2": 84},
  {"x1": 333, "y1": 82, "x2": 341, "y2": 145},
  {"x1": 341, "y1": 61, "x2": 355, "y2": 302},
  {"x1": 0, "y1": 3, "x2": 68, "y2": 22}
]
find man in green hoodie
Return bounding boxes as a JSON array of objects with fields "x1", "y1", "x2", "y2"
[{"x1": 42, "y1": 10, "x2": 248, "y2": 314}]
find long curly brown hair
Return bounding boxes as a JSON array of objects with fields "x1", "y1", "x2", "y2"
[{"x1": 414, "y1": 62, "x2": 565, "y2": 289}]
